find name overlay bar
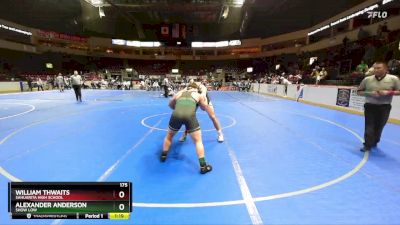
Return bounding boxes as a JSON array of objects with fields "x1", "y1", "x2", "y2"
[{"x1": 9, "y1": 182, "x2": 132, "y2": 220}]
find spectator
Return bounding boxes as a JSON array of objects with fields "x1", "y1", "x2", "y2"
[
  {"x1": 388, "y1": 59, "x2": 400, "y2": 76},
  {"x1": 56, "y1": 73, "x2": 65, "y2": 92},
  {"x1": 320, "y1": 67, "x2": 328, "y2": 80},
  {"x1": 37, "y1": 78, "x2": 44, "y2": 91},
  {"x1": 356, "y1": 60, "x2": 369, "y2": 74},
  {"x1": 311, "y1": 69, "x2": 321, "y2": 85},
  {"x1": 27, "y1": 76, "x2": 33, "y2": 91}
]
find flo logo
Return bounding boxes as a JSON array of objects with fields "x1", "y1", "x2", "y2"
[{"x1": 367, "y1": 11, "x2": 388, "y2": 18}]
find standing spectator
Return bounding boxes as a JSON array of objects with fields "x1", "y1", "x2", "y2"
[
  {"x1": 71, "y1": 71, "x2": 83, "y2": 102},
  {"x1": 27, "y1": 76, "x2": 33, "y2": 91},
  {"x1": 46, "y1": 75, "x2": 53, "y2": 90},
  {"x1": 281, "y1": 76, "x2": 292, "y2": 96},
  {"x1": 64, "y1": 76, "x2": 71, "y2": 90},
  {"x1": 37, "y1": 77, "x2": 44, "y2": 91},
  {"x1": 162, "y1": 77, "x2": 169, "y2": 98},
  {"x1": 357, "y1": 61, "x2": 400, "y2": 152},
  {"x1": 56, "y1": 73, "x2": 65, "y2": 92}
]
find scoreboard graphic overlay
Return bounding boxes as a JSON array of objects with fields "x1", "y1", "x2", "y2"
[{"x1": 9, "y1": 182, "x2": 132, "y2": 220}]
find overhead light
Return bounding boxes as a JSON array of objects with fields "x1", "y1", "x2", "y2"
[
  {"x1": 99, "y1": 7, "x2": 105, "y2": 18},
  {"x1": 216, "y1": 41, "x2": 229, "y2": 47},
  {"x1": 92, "y1": 0, "x2": 103, "y2": 5},
  {"x1": 229, "y1": 40, "x2": 241, "y2": 46},
  {"x1": 191, "y1": 42, "x2": 203, "y2": 48},
  {"x1": 383, "y1": 0, "x2": 394, "y2": 5},
  {"x1": 112, "y1": 39, "x2": 126, "y2": 45},
  {"x1": 203, "y1": 42, "x2": 216, "y2": 48},
  {"x1": 0, "y1": 24, "x2": 32, "y2": 36},
  {"x1": 84, "y1": 0, "x2": 103, "y2": 7},
  {"x1": 126, "y1": 40, "x2": 140, "y2": 47},
  {"x1": 232, "y1": 0, "x2": 245, "y2": 7},
  {"x1": 140, "y1": 42, "x2": 154, "y2": 47},
  {"x1": 222, "y1": 6, "x2": 229, "y2": 19}
]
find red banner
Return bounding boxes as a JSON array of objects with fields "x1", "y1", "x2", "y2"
[{"x1": 36, "y1": 30, "x2": 88, "y2": 43}]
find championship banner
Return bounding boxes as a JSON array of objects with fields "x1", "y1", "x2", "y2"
[{"x1": 336, "y1": 88, "x2": 351, "y2": 107}]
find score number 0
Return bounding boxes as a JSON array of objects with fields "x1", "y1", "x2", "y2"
[{"x1": 118, "y1": 183, "x2": 128, "y2": 211}]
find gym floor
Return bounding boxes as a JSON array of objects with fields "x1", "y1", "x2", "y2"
[{"x1": 0, "y1": 90, "x2": 399, "y2": 225}]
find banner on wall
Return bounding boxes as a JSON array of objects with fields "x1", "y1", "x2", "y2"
[
  {"x1": 336, "y1": 88, "x2": 351, "y2": 107},
  {"x1": 267, "y1": 84, "x2": 277, "y2": 94},
  {"x1": 36, "y1": 30, "x2": 87, "y2": 43},
  {"x1": 349, "y1": 88, "x2": 365, "y2": 111},
  {"x1": 296, "y1": 84, "x2": 305, "y2": 101}
]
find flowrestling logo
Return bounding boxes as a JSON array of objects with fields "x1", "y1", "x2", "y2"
[{"x1": 367, "y1": 11, "x2": 388, "y2": 19}]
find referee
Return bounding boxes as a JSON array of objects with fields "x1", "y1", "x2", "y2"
[
  {"x1": 71, "y1": 71, "x2": 83, "y2": 102},
  {"x1": 357, "y1": 61, "x2": 400, "y2": 152}
]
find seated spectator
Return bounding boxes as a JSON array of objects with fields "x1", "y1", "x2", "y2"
[
  {"x1": 320, "y1": 67, "x2": 328, "y2": 80},
  {"x1": 356, "y1": 60, "x2": 369, "y2": 74},
  {"x1": 152, "y1": 81, "x2": 160, "y2": 91},
  {"x1": 311, "y1": 69, "x2": 321, "y2": 85},
  {"x1": 388, "y1": 59, "x2": 400, "y2": 76}
]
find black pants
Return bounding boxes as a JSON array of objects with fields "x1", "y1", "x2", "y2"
[
  {"x1": 163, "y1": 85, "x2": 169, "y2": 98},
  {"x1": 363, "y1": 103, "x2": 391, "y2": 148},
  {"x1": 72, "y1": 85, "x2": 82, "y2": 101}
]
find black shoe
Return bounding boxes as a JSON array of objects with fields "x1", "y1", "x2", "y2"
[
  {"x1": 200, "y1": 164, "x2": 212, "y2": 174},
  {"x1": 360, "y1": 147, "x2": 371, "y2": 152},
  {"x1": 160, "y1": 152, "x2": 167, "y2": 162}
]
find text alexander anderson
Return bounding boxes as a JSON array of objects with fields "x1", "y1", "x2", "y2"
[{"x1": 15, "y1": 202, "x2": 87, "y2": 212}]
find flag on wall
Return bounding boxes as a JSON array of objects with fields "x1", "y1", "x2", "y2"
[
  {"x1": 161, "y1": 25, "x2": 169, "y2": 36},
  {"x1": 181, "y1": 24, "x2": 186, "y2": 39},
  {"x1": 172, "y1": 23, "x2": 180, "y2": 38}
]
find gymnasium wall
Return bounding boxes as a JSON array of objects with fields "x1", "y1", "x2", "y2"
[
  {"x1": 252, "y1": 83, "x2": 400, "y2": 124},
  {"x1": 0, "y1": 82, "x2": 23, "y2": 93}
]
